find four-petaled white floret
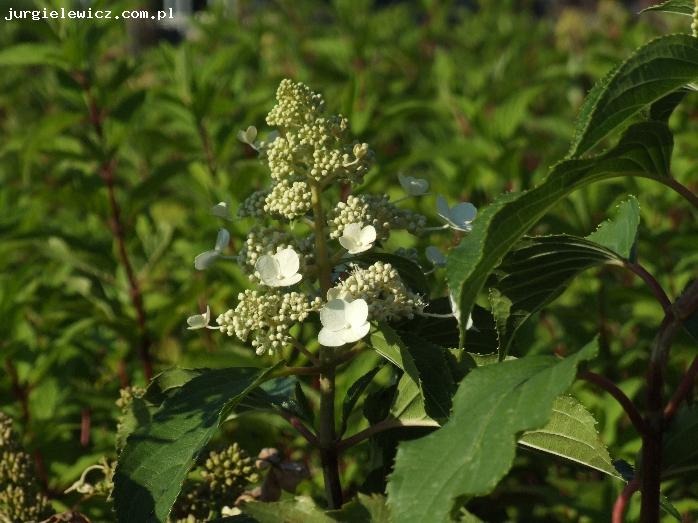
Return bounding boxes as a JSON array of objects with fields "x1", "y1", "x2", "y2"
[
  {"x1": 318, "y1": 296, "x2": 370, "y2": 347},
  {"x1": 339, "y1": 223, "x2": 376, "y2": 254},
  {"x1": 255, "y1": 248, "x2": 303, "y2": 287}
]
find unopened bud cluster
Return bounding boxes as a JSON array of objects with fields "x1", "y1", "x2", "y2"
[
  {"x1": 172, "y1": 443, "x2": 258, "y2": 522},
  {"x1": 217, "y1": 290, "x2": 321, "y2": 355},
  {"x1": 0, "y1": 414, "x2": 53, "y2": 522},
  {"x1": 328, "y1": 194, "x2": 426, "y2": 241},
  {"x1": 333, "y1": 262, "x2": 424, "y2": 321}
]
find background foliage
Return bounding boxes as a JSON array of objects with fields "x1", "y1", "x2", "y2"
[{"x1": 1, "y1": 0, "x2": 697, "y2": 521}]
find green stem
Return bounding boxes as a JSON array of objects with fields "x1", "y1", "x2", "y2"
[
  {"x1": 309, "y1": 181, "x2": 342, "y2": 507},
  {"x1": 311, "y1": 183, "x2": 332, "y2": 295}
]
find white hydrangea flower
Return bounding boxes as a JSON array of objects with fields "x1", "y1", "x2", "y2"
[
  {"x1": 255, "y1": 247, "x2": 303, "y2": 287},
  {"x1": 426, "y1": 246, "x2": 447, "y2": 267},
  {"x1": 194, "y1": 229, "x2": 230, "y2": 270},
  {"x1": 436, "y1": 195, "x2": 477, "y2": 232},
  {"x1": 338, "y1": 223, "x2": 376, "y2": 254},
  {"x1": 211, "y1": 201, "x2": 232, "y2": 221},
  {"x1": 237, "y1": 125, "x2": 258, "y2": 148},
  {"x1": 187, "y1": 305, "x2": 211, "y2": 330},
  {"x1": 318, "y1": 297, "x2": 370, "y2": 347},
  {"x1": 398, "y1": 174, "x2": 429, "y2": 196}
]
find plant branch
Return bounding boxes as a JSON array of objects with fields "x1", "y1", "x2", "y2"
[
  {"x1": 623, "y1": 262, "x2": 672, "y2": 314},
  {"x1": 612, "y1": 478, "x2": 640, "y2": 523},
  {"x1": 337, "y1": 418, "x2": 438, "y2": 451},
  {"x1": 76, "y1": 72, "x2": 153, "y2": 381},
  {"x1": 290, "y1": 338, "x2": 320, "y2": 366},
  {"x1": 579, "y1": 370, "x2": 648, "y2": 437},
  {"x1": 277, "y1": 411, "x2": 320, "y2": 447},
  {"x1": 665, "y1": 355, "x2": 698, "y2": 421}
]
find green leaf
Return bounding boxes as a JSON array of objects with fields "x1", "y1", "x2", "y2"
[
  {"x1": 518, "y1": 395, "x2": 622, "y2": 479},
  {"x1": 386, "y1": 339, "x2": 597, "y2": 523},
  {"x1": 488, "y1": 234, "x2": 631, "y2": 357},
  {"x1": 389, "y1": 374, "x2": 438, "y2": 426},
  {"x1": 662, "y1": 405, "x2": 698, "y2": 478},
  {"x1": 447, "y1": 120, "x2": 672, "y2": 346},
  {"x1": 243, "y1": 496, "x2": 334, "y2": 523},
  {"x1": 570, "y1": 34, "x2": 698, "y2": 157},
  {"x1": 114, "y1": 365, "x2": 280, "y2": 523},
  {"x1": 370, "y1": 325, "x2": 454, "y2": 421},
  {"x1": 242, "y1": 493, "x2": 390, "y2": 523},
  {"x1": 586, "y1": 196, "x2": 640, "y2": 259},
  {"x1": 0, "y1": 43, "x2": 68, "y2": 68},
  {"x1": 240, "y1": 376, "x2": 314, "y2": 424},
  {"x1": 641, "y1": 0, "x2": 695, "y2": 16},
  {"x1": 341, "y1": 365, "x2": 383, "y2": 435}
]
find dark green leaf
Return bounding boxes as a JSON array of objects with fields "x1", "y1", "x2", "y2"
[
  {"x1": 386, "y1": 339, "x2": 597, "y2": 523},
  {"x1": 341, "y1": 365, "x2": 383, "y2": 436},
  {"x1": 114, "y1": 365, "x2": 280, "y2": 523},
  {"x1": 370, "y1": 325, "x2": 454, "y2": 421},
  {"x1": 641, "y1": 0, "x2": 695, "y2": 16},
  {"x1": 0, "y1": 43, "x2": 68, "y2": 68},
  {"x1": 570, "y1": 34, "x2": 698, "y2": 156},
  {"x1": 662, "y1": 405, "x2": 698, "y2": 478},
  {"x1": 447, "y1": 120, "x2": 672, "y2": 346}
]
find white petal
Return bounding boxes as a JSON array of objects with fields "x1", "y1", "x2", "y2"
[
  {"x1": 186, "y1": 313, "x2": 208, "y2": 329},
  {"x1": 426, "y1": 246, "x2": 446, "y2": 266},
  {"x1": 345, "y1": 298, "x2": 369, "y2": 326},
  {"x1": 342, "y1": 321, "x2": 370, "y2": 344},
  {"x1": 275, "y1": 273, "x2": 303, "y2": 287},
  {"x1": 339, "y1": 235, "x2": 360, "y2": 253},
  {"x1": 194, "y1": 250, "x2": 219, "y2": 270},
  {"x1": 347, "y1": 243, "x2": 372, "y2": 255},
  {"x1": 399, "y1": 174, "x2": 429, "y2": 196},
  {"x1": 274, "y1": 248, "x2": 300, "y2": 278},
  {"x1": 237, "y1": 125, "x2": 257, "y2": 144},
  {"x1": 466, "y1": 314, "x2": 474, "y2": 330},
  {"x1": 215, "y1": 228, "x2": 230, "y2": 252},
  {"x1": 436, "y1": 195, "x2": 451, "y2": 221},
  {"x1": 318, "y1": 327, "x2": 347, "y2": 347},
  {"x1": 449, "y1": 291, "x2": 460, "y2": 321},
  {"x1": 359, "y1": 225, "x2": 376, "y2": 245},
  {"x1": 343, "y1": 223, "x2": 362, "y2": 240},
  {"x1": 450, "y1": 202, "x2": 477, "y2": 226},
  {"x1": 211, "y1": 202, "x2": 231, "y2": 220},
  {"x1": 320, "y1": 299, "x2": 348, "y2": 330},
  {"x1": 327, "y1": 288, "x2": 352, "y2": 302},
  {"x1": 255, "y1": 255, "x2": 280, "y2": 285}
]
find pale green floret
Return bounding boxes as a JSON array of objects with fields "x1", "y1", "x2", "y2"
[
  {"x1": 328, "y1": 194, "x2": 426, "y2": 241},
  {"x1": 332, "y1": 261, "x2": 424, "y2": 321},
  {"x1": 263, "y1": 79, "x2": 373, "y2": 184},
  {"x1": 217, "y1": 290, "x2": 321, "y2": 356},
  {"x1": 264, "y1": 180, "x2": 312, "y2": 219}
]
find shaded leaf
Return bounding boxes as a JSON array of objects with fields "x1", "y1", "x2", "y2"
[
  {"x1": 386, "y1": 339, "x2": 597, "y2": 523},
  {"x1": 641, "y1": 0, "x2": 695, "y2": 16},
  {"x1": 114, "y1": 365, "x2": 280, "y2": 522}
]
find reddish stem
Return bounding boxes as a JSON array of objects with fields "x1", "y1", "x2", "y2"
[
  {"x1": 80, "y1": 408, "x2": 91, "y2": 447},
  {"x1": 579, "y1": 370, "x2": 648, "y2": 437},
  {"x1": 624, "y1": 262, "x2": 672, "y2": 314},
  {"x1": 277, "y1": 411, "x2": 320, "y2": 447},
  {"x1": 612, "y1": 478, "x2": 640, "y2": 523},
  {"x1": 665, "y1": 355, "x2": 698, "y2": 421}
]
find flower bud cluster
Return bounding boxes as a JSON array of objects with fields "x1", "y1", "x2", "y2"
[
  {"x1": 237, "y1": 227, "x2": 313, "y2": 279},
  {"x1": 333, "y1": 262, "x2": 424, "y2": 321},
  {"x1": 263, "y1": 79, "x2": 373, "y2": 185},
  {"x1": 173, "y1": 443, "x2": 258, "y2": 522},
  {"x1": 202, "y1": 443, "x2": 259, "y2": 500},
  {"x1": 0, "y1": 414, "x2": 53, "y2": 522},
  {"x1": 328, "y1": 194, "x2": 426, "y2": 241},
  {"x1": 217, "y1": 290, "x2": 321, "y2": 355},
  {"x1": 264, "y1": 180, "x2": 312, "y2": 220},
  {"x1": 237, "y1": 189, "x2": 269, "y2": 219}
]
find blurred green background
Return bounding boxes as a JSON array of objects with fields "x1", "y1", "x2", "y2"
[{"x1": 1, "y1": 0, "x2": 697, "y2": 520}]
